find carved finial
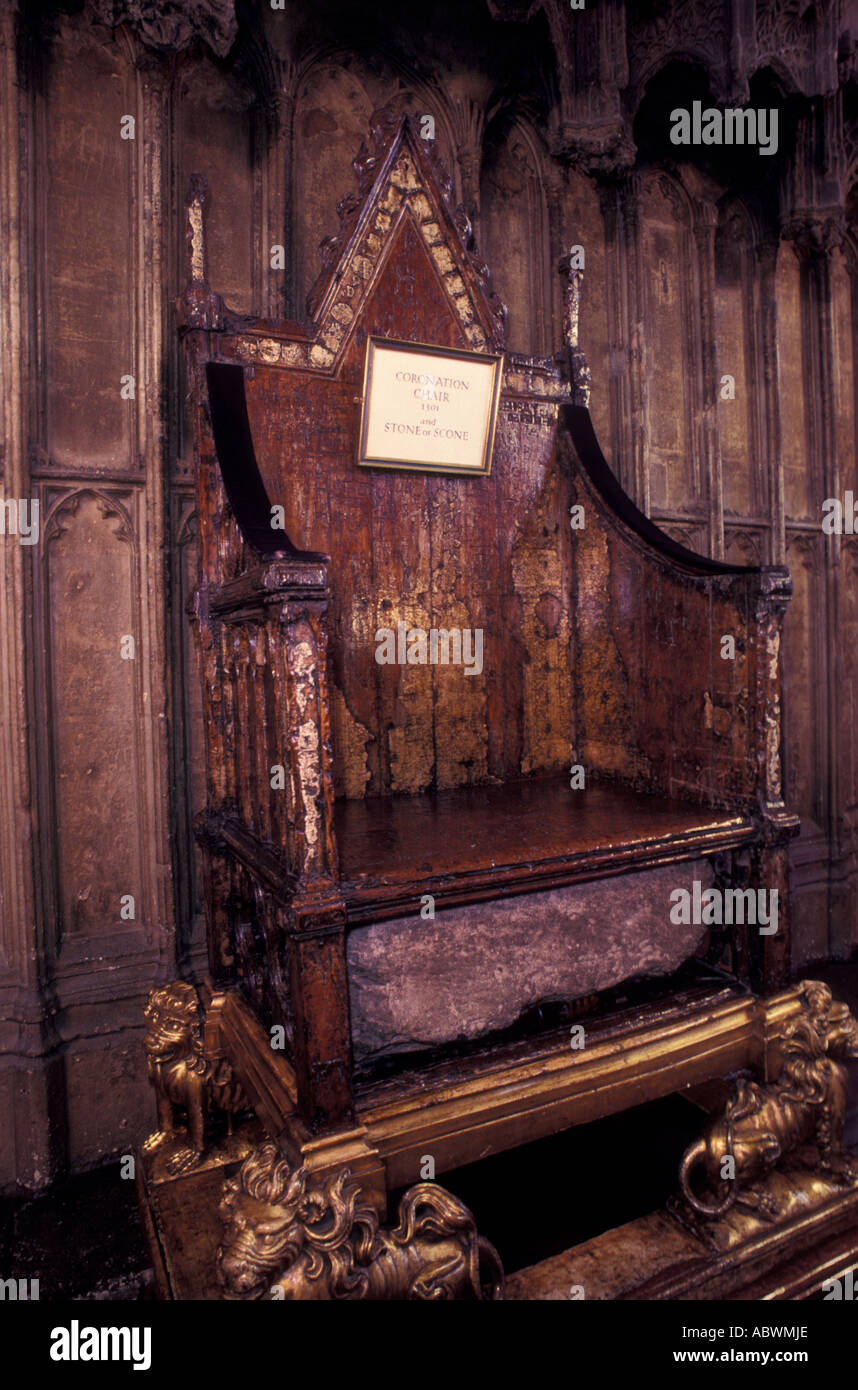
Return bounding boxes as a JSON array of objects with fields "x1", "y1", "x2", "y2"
[
  {"x1": 178, "y1": 175, "x2": 225, "y2": 331},
  {"x1": 187, "y1": 174, "x2": 209, "y2": 288},
  {"x1": 561, "y1": 255, "x2": 581, "y2": 350},
  {"x1": 559, "y1": 247, "x2": 591, "y2": 407}
]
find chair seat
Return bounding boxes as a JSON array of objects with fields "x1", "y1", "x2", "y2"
[{"x1": 335, "y1": 774, "x2": 755, "y2": 924}]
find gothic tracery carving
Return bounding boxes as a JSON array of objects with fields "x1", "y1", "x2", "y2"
[{"x1": 92, "y1": 0, "x2": 238, "y2": 58}]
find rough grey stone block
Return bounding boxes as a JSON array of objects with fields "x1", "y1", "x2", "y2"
[{"x1": 348, "y1": 860, "x2": 712, "y2": 1061}]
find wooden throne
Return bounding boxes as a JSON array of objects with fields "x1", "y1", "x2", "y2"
[{"x1": 137, "y1": 112, "x2": 858, "y2": 1301}]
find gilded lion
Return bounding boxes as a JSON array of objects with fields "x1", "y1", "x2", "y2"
[
  {"x1": 217, "y1": 1141, "x2": 504, "y2": 1300},
  {"x1": 142, "y1": 981, "x2": 247, "y2": 1174},
  {"x1": 679, "y1": 980, "x2": 858, "y2": 1219}
]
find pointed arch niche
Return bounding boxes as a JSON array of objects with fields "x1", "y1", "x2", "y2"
[
  {"x1": 292, "y1": 63, "x2": 374, "y2": 315},
  {"x1": 714, "y1": 200, "x2": 763, "y2": 525},
  {"x1": 480, "y1": 117, "x2": 552, "y2": 355},
  {"x1": 638, "y1": 171, "x2": 697, "y2": 513},
  {"x1": 41, "y1": 490, "x2": 143, "y2": 951}
]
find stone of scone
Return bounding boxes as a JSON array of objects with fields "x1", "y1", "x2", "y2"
[{"x1": 347, "y1": 859, "x2": 712, "y2": 1062}]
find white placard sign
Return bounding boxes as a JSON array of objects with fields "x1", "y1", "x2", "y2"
[{"x1": 358, "y1": 337, "x2": 503, "y2": 476}]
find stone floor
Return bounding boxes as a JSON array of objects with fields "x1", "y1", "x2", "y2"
[{"x1": 0, "y1": 1159, "x2": 151, "y2": 1300}]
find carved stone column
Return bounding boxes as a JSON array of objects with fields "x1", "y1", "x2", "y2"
[
  {"x1": 135, "y1": 43, "x2": 180, "y2": 978},
  {"x1": 782, "y1": 211, "x2": 846, "y2": 958},
  {"x1": 691, "y1": 200, "x2": 723, "y2": 559},
  {"x1": 756, "y1": 240, "x2": 785, "y2": 566},
  {"x1": 0, "y1": 1, "x2": 61, "y2": 1190},
  {"x1": 538, "y1": 0, "x2": 631, "y2": 173},
  {"x1": 598, "y1": 171, "x2": 648, "y2": 509},
  {"x1": 248, "y1": 47, "x2": 296, "y2": 319},
  {"x1": 542, "y1": 160, "x2": 567, "y2": 355},
  {"x1": 448, "y1": 95, "x2": 486, "y2": 240}
]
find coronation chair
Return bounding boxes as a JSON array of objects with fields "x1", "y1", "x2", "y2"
[{"x1": 137, "y1": 113, "x2": 858, "y2": 1302}]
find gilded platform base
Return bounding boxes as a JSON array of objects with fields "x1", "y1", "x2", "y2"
[
  {"x1": 136, "y1": 978, "x2": 858, "y2": 1300},
  {"x1": 137, "y1": 1120, "x2": 503, "y2": 1300},
  {"x1": 505, "y1": 1167, "x2": 858, "y2": 1301}
]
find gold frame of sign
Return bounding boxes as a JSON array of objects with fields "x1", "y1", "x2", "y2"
[{"x1": 357, "y1": 336, "x2": 503, "y2": 475}]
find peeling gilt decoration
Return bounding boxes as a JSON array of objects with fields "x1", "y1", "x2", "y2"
[
  {"x1": 222, "y1": 117, "x2": 508, "y2": 369},
  {"x1": 501, "y1": 364, "x2": 567, "y2": 399},
  {"x1": 218, "y1": 1141, "x2": 504, "y2": 1300},
  {"x1": 755, "y1": 568, "x2": 793, "y2": 813},
  {"x1": 205, "y1": 110, "x2": 511, "y2": 369},
  {"x1": 287, "y1": 632, "x2": 323, "y2": 872},
  {"x1": 765, "y1": 622, "x2": 783, "y2": 803},
  {"x1": 179, "y1": 176, "x2": 225, "y2": 331},
  {"x1": 305, "y1": 107, "x2": 507, "y2": 352},
  {"x1": 559, "y1": 248, "x2": 591, "y2": 407}
]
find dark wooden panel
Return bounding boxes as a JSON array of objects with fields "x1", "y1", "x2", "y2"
[
  {"x1": 334, "y1": 775, "x2": 754, "y2": 921},
  {"x1": 243, "y1": 223, "x2": 568, "y2": 798}
]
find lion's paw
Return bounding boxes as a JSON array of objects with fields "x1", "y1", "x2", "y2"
[
  {"x1": 737, "y1": 1188, "x2": 780, "y2": 1222},
  {"x1": 166, "y1": 1145, "x2": 202, "y2": 1176},
  {"x1": 822, "y1": 1154, "x2": 858, "y2": 1186}
]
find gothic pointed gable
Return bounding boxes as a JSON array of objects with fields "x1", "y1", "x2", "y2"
[
  {"x1": 217, "y1": 110, "x2": 508, "y2": 374},
  {"x1": 304, "y1": 109, "x2": 507, "y2": 361}
]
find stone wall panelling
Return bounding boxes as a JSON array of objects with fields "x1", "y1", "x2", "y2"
[
  {"x1": 171, "y1": 500, "x2": 207, "y2": 973},
  {"x1": 293, "y1": 63, "x2": 373, "y2": 316},
  {"x1": 480, "y1": 119, "x2": 551, "y2": 355},
  {"x1": 838, "y1": 543, "x2": 858, "y2": 954},
  {"x1": 639, "y1": 173, "x2": 697, "y2": 515},
  {"x1": 176, "y1": 56, "x2": 258, "y2": 464},
  {"x1": 715, "y1": 204, "x2": 759, "y2": 521},
  {"x1": 177, "y1": 59, "x2": 257, "y2": 318},
  {"x1": 784, "y1": 532, "x2": 828, "y2": 963},
  {"x1": 40, "y1": 19, "x2": 136, "y2": 472},
  {"x1": 841, "y1": 244, "x2": 858, "y2": 952},
  {"x1": 42, "y1": 490, "x2": 143, "y2": 952},
  {"x1": 8, "y1": 7, "x2": 178, "y2": 1185},
  {"x1": 0, "y1": 2, "x2": 54, "y2": 1191},
  {"x1": 777, "y1": 242, "x2": 814, "y2": 520},
  {"x1": 562, "y1": 169, "x2": 611, "y2": 464},
  {"x1": 829, "y1": 248, "x2": 858, "y2": 954},
  {"x1": 831, "y1": 248, "x2": 856, "y2": 498},
  {"x1": 598, "y1": 176, "x2": 644, "y2": 501}
]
